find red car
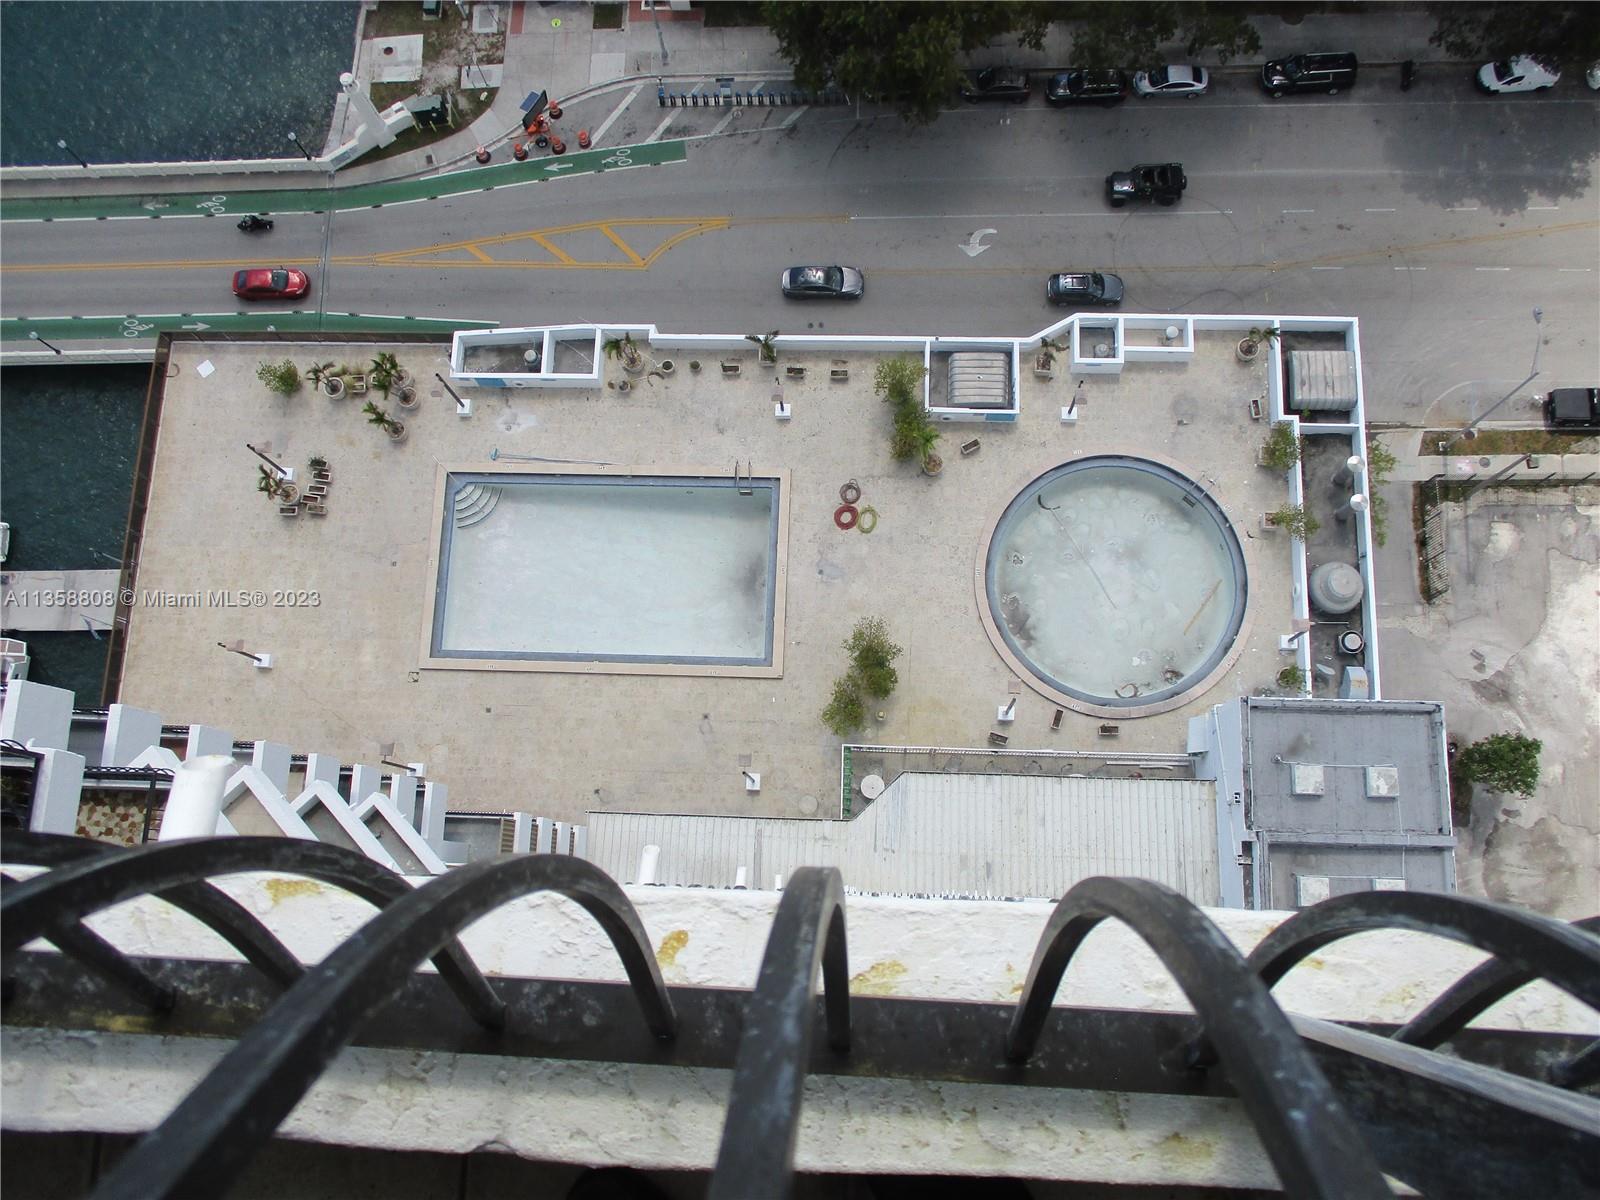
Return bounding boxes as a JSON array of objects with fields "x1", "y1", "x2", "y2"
[{"x1": 232, "y1": 267, "x2": 310, "y2": 301}]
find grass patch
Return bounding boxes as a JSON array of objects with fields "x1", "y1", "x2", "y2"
[
  {"x1": 1423, "y1": 428, "x2": 1597, "y2": 456},
  {"x1": 353, "y1": 86, "x2": 498, "y2": 167},
  {"x1": 593, "y1": 3, "x2": 625, "y2": 31}
]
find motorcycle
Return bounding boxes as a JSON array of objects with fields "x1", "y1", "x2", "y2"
[{"x1": 237, "y1": 215, "x2": 273, "y2": 233}]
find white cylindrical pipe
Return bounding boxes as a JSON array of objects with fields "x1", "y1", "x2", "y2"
[
  {"x1": 734, "y1": 866, "x2": 748, "y2": 889},
  {"x1": 157, "y1": 754, "x2": 234, "y2": 840},
  {"x1": 1334, "y1": 455, "x2": 1365, "y2": 486},
  {"x1": 637, "y1": 844, "x2": 661, "y2": 885},
  {"x1": 1336, "y1": 493, "x2": 1370, "y2": 523}
]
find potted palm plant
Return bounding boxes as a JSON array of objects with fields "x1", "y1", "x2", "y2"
[
  {"x1": 306, "y1": 362, "x2": 344, "y2": 398},
  {"x1": 257, "y1": 465, "x2": 299, "y2": 505},
  {"x1": 602, "y1": 333, "x2": 646, "y2": 376},
  {"x1": 1237, "y1": 324, "x2": 1280, "y2": 363},
  {"x1": 363, "y1": 400, "x2": 407, "y2": 444},
  {"x1": 1034, "y1": 336, "x2": 1066, "y2": 379},
  {"x1": 745, "y1": 330, "x2": 779, "y2": 368}
]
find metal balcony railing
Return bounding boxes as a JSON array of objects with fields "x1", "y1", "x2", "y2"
[{"x1": 2, "y1": 832, "x2": 1596, "y2": 1199}]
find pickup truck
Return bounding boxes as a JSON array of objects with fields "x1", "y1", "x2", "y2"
[{"x1": 1105, "y1": 163, "x2": 1187, "y2": 207}]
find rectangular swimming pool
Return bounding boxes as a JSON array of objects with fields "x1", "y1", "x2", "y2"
[{"x1": 423, "y1": 465, "x2": 788, "y2": 675}]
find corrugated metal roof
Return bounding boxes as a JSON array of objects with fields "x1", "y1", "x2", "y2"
[{"x1": 585, "y1": 773, "x2": 1219, "y2": 904}]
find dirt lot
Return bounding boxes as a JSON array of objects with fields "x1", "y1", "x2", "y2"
[{"x1": 1379, "y1": 485, "x2": 1599, "y2": 918}]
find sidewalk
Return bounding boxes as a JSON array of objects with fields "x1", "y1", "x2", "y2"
[
  {"x1": 0, "y1": 3, "x2": 1472, "y2": 199},
  {"x1": 1372, "y1": 430, "x2": 1600, "y2": 483}
]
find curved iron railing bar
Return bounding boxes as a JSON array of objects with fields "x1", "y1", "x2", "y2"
[
  {"x1": 1, "y1": 831, "x2": 303, "y2": 990},
  {"x1": 1187, "y1": 893, "x2": 1600, "y2": 1074},
  {"x1": 709, "y1": 866, "x2": 849, "y2": 1200},
  {"x1": 1548, "y1": 1038, "x2": 1600, "y2": 1090},
  {"x1": 1005, "y1": 876, "x2": 1389, "y2": 1200},
  {"x1": 1247, "y1": 893, "x2": 1600, "y2": 1011},
  {"x1": 1393, "y1": 915, "x2": 1600, "y2": 1051},
  {"x1": 89, "y1": 854, "x2": 673, "y2": 1200},
  {"x1": 0, "y1": 837, "x2": 501, "y2": 1027},
  {"x1": 1, "y1": 871, "x2": 174, "y2": 1011}
]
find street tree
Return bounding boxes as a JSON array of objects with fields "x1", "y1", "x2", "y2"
[
  {"x1": 1456, "y1": 732, "x2": 1542, "y2": 797},
  {"x1": 764, "y1": 1, "x2": 1051, "y2": 124},
  {"x1": 1065, "y1": 2, "x2": 1261, "y2": 71},
  {"x1": 1429, "y1": 3, "x2": 1600, "y2": 73}
]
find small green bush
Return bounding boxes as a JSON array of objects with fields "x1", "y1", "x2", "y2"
[
  {"x1": 1260, "y1": 422, "x2": 1302, "y2": 471},
  {"x1": 1276, "y1": 664, "x2": 1306, "y2": 691},
  {"x1": 1267, "y1": 504, "x2": 1319, "y2": 540},
  {"x1": 256, "y1": 359, "x2": 300, "y2": 395},
  {"x1": 1456, "y1": 732, "x2": 1542, "y2": 797},
  {"x1": 821, "y1": 676, "x2": 866, "y2": 737}
]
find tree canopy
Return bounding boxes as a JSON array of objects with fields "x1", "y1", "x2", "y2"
[
  {"x1": 1429, "y1": 3, "x2": 1600, "y2": 72},
  {"x1": 1066, "y1": 2, "x2": 1260, "y2": 71},
  {"x1": 1456, "y1": 732, "x2": 1542, "y2": 797},
  {"x1": 764, "y1": 1, "x2": 1050, "y2": 124}
]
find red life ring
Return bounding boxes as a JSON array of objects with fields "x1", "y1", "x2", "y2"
[{"x1": 833, "y1": 503, "x2": 858, "y2": 530}]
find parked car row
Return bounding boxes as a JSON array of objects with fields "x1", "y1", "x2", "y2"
[{"x1": 961, "y1": 51, "x2": 1587, "y2": 104}]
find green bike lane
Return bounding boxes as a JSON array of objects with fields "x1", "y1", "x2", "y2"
[{"x1": 0, "y1": 140, "x2": 688, "y2": 222}]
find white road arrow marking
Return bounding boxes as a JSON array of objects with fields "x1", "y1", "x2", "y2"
[
  {"x1": 960, "y1": 228, "x2": 997, "y2": 257},
  {"x1": 544, "y1": 162, "x2": 576, "y2": 173},
  {"x1": 181, "y1": 322, "x2": 211, "y2": 331}
]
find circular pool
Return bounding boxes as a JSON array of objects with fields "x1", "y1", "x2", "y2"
[{"x1": 980, "y1": 456, "x2": 1247, "y2": 713}]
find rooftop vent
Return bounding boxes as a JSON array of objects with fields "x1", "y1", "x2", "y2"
[
  {"x1": 1365, "y1": 765, "x2": 1400, "y2": 798},
  {"x1": 1291, "y1": 763, "x2": 1326, "y2": 797}
]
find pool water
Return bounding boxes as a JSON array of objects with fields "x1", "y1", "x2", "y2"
[
  {"x1": 986, "y1": 458, "x2": 1246, "y2": 708},
  {"x1": 432, "y1": 474, "x2": 780, "y2": 666}
]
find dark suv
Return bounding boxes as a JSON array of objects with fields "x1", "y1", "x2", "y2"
[
  {"x1": 1260, "y1": 52, "x2": 1358, "y2": 96},
  {"x1": 1046, "y1": 271, "x2": 1124, "y2": 306},
  {"x1": 1045, "y1": 69, "x2": 1127, "y2": 107},
  {"x1": 960, "y1": 67, "x2": 1031, "y2": 103},
  {"x1": 1105, "y1": 163, "x2": 1186, "y2": 207},
  {"x1": 1544, "y1": 387, "x2": 1599, "y2": 430}
]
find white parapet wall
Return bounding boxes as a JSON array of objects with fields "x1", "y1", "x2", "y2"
[{"x1": 1, "y1": 878, "x2": 1587, "y2": 1187}]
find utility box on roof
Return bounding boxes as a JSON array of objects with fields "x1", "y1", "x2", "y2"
[
  {"x1": 1289, "y1": 350, "x2": 1358, "y2": 412},
  {"x1": 946, "y1": 352, "x2": 1011, "y2": 410}
]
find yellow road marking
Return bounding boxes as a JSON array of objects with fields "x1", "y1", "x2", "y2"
[
  {"x1": 3, "y1": 214, "x2": 1585, "y2": 275},
  {"x1": 599, "y1": 224, "x2": 645, "y2": 266}
]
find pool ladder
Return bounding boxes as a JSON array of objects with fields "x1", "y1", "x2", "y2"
[{"x1": 734, "y1": 460, "x2": 754, "y2": 496}]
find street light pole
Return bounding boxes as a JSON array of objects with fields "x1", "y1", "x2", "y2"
[
  {"x1": 287, "y1": 130, "x2": 313, "y2": 161},
  {"x1": 56, "y1": 137, "x2": 88, "y2": 168},
  {"x1": 1460, "y1": 307, "x2": 1544, "y2": 440},
  {"x1": 28, "y1": 331, "x2": 63, "y2": 355}
]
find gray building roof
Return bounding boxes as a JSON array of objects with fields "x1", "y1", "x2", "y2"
[
  {"x1": 585, "y1": 772, "x2": 1220, "y2": 904},
  {"x1": 1240, "y1": 698, "x2": 1455, "y2": 909}
]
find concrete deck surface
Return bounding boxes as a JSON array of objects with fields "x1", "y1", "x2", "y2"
[{"x1": 120, "y1": 331, "x2": 1297, "y2": 823}]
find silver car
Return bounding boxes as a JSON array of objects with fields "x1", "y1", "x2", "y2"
[
  {"x1": 781, "y1": 265, "x2": 864, "y2": 299},
  {"x1": 1132, "y1": 64, "x2": 1210, "y2": 98}
]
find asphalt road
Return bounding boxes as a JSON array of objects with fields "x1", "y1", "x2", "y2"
[{"x1": 4, "y1": 82, "x2": 1596, "y2": 426}]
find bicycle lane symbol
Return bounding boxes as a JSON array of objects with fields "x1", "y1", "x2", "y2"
[
  {"x1": 121, "y1": 317, "x2": 155, "y2": 339},
  {"x1": 195, "y1": 194, "x2": 229, "y2": 214},
  {"x1": 599, "y1": 152, "x2": 633, "y2": 171}
]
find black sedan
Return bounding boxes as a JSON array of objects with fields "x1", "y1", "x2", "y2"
[
  {"x1": 1046, "y1": 271, "x2": 1124, "y2": 307},
  {"x1": 960, "y1": 67, "x2": 1031, "y2": 103},
  {"x1": 781, "y1": 265, "x2": 864, "y2": 299},
  {"x1": 1045, "y1": 69, "x2": 1127, "y2": 107}
]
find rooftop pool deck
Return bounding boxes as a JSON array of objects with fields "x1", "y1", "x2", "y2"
[{"x1": 118, "y1": 330, "x2": 1300, "y2": 823}]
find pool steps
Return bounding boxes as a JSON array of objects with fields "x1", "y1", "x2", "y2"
[{"x1": 453, "y1": 484, "x2": 501, "y2": 528}]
